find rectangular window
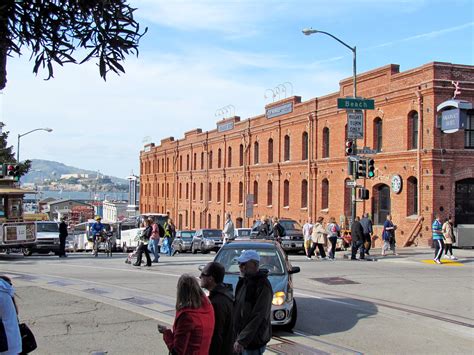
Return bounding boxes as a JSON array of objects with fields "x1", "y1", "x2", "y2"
[{"x1": 465, "y1": 113, "x2": 474, "y2": 148}]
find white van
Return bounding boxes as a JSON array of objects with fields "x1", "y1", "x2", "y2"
[{"x1": 23, "y1": 221, "x2": 60, "y2": 256}]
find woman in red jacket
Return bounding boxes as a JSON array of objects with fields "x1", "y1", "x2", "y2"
[{"x1": 158, "y1": 274, "x2": 215, "y2": 355}]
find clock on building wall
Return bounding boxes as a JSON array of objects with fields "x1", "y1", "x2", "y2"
[{"x1": 391, "y1": 175, "x2": 403, "y2": 194}]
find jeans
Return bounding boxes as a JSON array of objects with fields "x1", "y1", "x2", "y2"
[
  {"x1": 148, "y1": 239, "x2": 160, "y2": 262},
  {"x1": 351, "y1": 240, "x2": 365, "y2": 259},
  {"x1": 434, "y1": 239, "x2": 444, "y2": 261},
  {"x1": 328, "y1": 236, "x2": 337, "y2": 259},
  {"x1": 242, "y1": 346, "x2": 266, "y2": 355},
  {"x1": 309, "y1": 242, "x2": 326, "y2": 259}
]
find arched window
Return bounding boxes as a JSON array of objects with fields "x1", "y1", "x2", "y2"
[
  {"x1": 192, "y1": 183, "x2": 196, "y2": 201},
  {"x1": 208, "y1": 214, "x2": 211, "y2": 228},
  {"x1": 201, "y1": 152, "x2": 204, "y2": 170},
  {"x1": 301, "y1": 179, "x2": 308, "y2": 208},
  {"x1": 373, "y1": 184, "x2": 391, "y2": 224},
  {"x1": 192, "y1": 211, "x2": 195, "y2": 228},
  {"x1": 228, "y1": 147, "x2": 232, "y2": 167},
  {"x1": 161, "y1": 158, "x2": 164, "y2": 172},
  {"x1": 179, "y1": 155, "x2": 183, "y2": 171},
  {"x1": 217, "y1": 214, "x2": 221, "y2": 229},
  {"x1": 284, "y1": 135, "x2": 290, "y2": 161},
  {"x1": 254, "y1": 142, "x2": 259, "y2": 164},
  {"x1": 302, "y1": 132, "x2": 309, "y2": 160},
  {"x1": 217, "y1": 182, "x2": 221, "y2": 202},
  {"x1": 374, "y1": 118, "x2": 383, "y2": 152},
  {"x1": 193, "y1": 153, "x2": 196, "y2": 170},
  {"x1": 208, "y1": 183, "x2": 212, "y2": 201},
  {"x1": 209, "y1": 151, "x2": 213, "y2": 169},
  {"x1": 186, "y1": 183, "x2": 189, "y2": 200},
  {"x1": 185, "y1": 210, "x2": 188, "y2": 227},
  {"x1": 186, "y1": 154, "x2": 190, "y2": 170},
  {"x1": 227, "y1": 182, "x2": 231, "y2": 203},
  {"x1": 166, "y1": 183, "x2": 169, "y2": 197},
  {"x1": 179, "y1": 183, "x2": 182, "y2": 199},
  {"x1": 166, "y1": 158, "x2": 169, "y2": 172},
  {"x1": 218, "y1": 148, "x2": 222, "y2": 168},
  {"x1": 268, "y1": 139, "x2": 274, "y2": 163},
  {"x1": 239, "y1": 182, "x2": 243, "y2": 204},
  {"x1": 200, "y1": 183, "x2": 203, "y2": 201},
  {"x1": 322, "y1": 127, "x2": 330, "y2": 158},
  {"x1": 253, "y1": 181, "x2": 259, "y2": 204},
  {"x1": 321, "y1": 179, "x2": 329, "y2": 210},
  {"x1": 407, "y1": 176, "x2": 418, "y2": 216},
  {"x1": 408, "y1": 111, "x2": 418, "y2": 150},
  {"x1": 239, "y1": 144, "x2": 244, "y2": 166},
  {"x1": 267, "y1": 180, "x2": 273, "y2": 206},
  {"x1": 283, "y1": 180, "x2": 290, "y2": 207}
]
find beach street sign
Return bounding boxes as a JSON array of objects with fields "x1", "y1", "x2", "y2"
[{"x1": 338, "y1": 98, "x2": 375, "y2": 110}]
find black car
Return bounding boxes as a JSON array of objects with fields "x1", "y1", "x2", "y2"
[
  {"x1": 191, "y1": 229, "x2": 223, "y2": 254},
  {"x1": 171, "y1": 230, "x2": 195, "y2": 253},
  {"x1": 250, "y1": 218, "x2": 304, "y2": 253}
]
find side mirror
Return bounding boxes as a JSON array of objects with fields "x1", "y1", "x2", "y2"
[
  {"x1": 288, "y1": 266, "x2": 300, "y2": 274},
  {"x1": 198, "y1": 265, "x2": 205, "y2": 271}
]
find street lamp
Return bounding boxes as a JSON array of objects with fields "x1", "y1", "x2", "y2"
[
  {"x1": 302, "y1": 28, "x2": 357, "y2": 98},
  {"x1": 17, "y1": 128, "x2": 53, "y2": 162}
]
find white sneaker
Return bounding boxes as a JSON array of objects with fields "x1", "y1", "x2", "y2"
[
  {"x1": 450, "y1": 256, "x2": 457, "y2": 260},
  {"x1": 306, "y1": 256, "x2": 311, "y2": 260},
  {"x1": 434, "y1": 259, "x2": 442, "y2": 264}
]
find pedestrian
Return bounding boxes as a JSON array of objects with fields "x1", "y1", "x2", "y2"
[
  {"x1": 272, "y1": 217, "x2": 285, "y2": 244},
  {"x1": 442, "y1": 216, "x2": 457, "y2": 260},
  {"x1": 58, "y1": 216, "x2": 68, "y2": 258},
  {"x1": 200, "y1": 262, "x2": 234, "y2": 355},
  {"x1": 233, "y1": 250, "x2": 272, "y2": 355},
  {"x1": 222, "y1": 213, "x2": 235, "y2": 244},
  {"x1": 326, "y1": 216, "x2": 340, "y2": 260},
  {"x1": 133, "y1": 218, "x2": 152, "y2": 267},
  {"x1": 0, "y1": 276, "x2": 22, "y2": 355},
  {"x1": 432, "y1": 214, "x2": 444, "y2": 264},
  {"x1": 256, "y1": 216, "x2": 271, "y2": 238},
  {"x1": 381, "y1": 214, "x2": 398, "y2": 256},
  {"x1": 158, "y1": 274, "x2": 215, "y2": 355},
  {"x1": 350, "y1": 216, "x2": 365, "y2": 260},
  {"x1": 302, "y1": 217, "x2": 313, "y2": 260},
  {"x1": 149, "y1": 219, "x2": 160, "y2": 263},
  {"x1": 164, "y1": 218, "x2": 176, "y2": 256},
  {"x1": 309, "y1": 217, "x2": 328, "y2": 260},
  {"x1": 360, "y1": 213, "x2": 373, "y2": 256}
]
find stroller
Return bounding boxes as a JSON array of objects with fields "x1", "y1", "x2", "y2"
[{"x1": 125, "y1": 233, "x2": 145, "y2": 265}]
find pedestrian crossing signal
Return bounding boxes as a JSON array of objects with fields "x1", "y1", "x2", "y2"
[
  {"x1": 345, "y1": 140, "x2": 354, "y2": 155},
  {"x1": 356, "y1": 159, "x2": 367, "y2": 179}
]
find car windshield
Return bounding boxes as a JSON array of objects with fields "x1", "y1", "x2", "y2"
[
  {"x1": 180, "y1": 231, "x2": 195, "y2": 239},
  {"x1": 37, "y1": 223, "x2": 59, "y2": 233},
  {"x1": 237, "y1": 229, "x2": 251, "y2": 237},
  {"x1": 280, "y1": 220, "x2": 302, "y2": 230},
  {"x1": 215, "y1": 247, "x2": 285, "y2": 275},
  {"x1": 203, "y1": 230, "x2": 222, "y2": 238}
]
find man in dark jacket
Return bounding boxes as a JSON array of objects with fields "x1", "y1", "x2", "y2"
[
  {"x1": 59, "y1": 217, "x2": 68, "y2": 257},
  {"x1": 200, "y1": 262, "x2": 234, "y2": 355},
  {"x1": 351, "y1": 216, "x2": 365, "y2": 260},
  {"x1": 256, "y1": 216, "x2": 271, "y2": 238},
  {"x1": 360, "y1": 213, "x2": 373, "y2": 255},
  {"x1": 233, "y1": 250, "x2": 272, "y2": 354}
]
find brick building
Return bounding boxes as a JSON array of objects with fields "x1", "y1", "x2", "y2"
[{"x1": 140, "y1": 62, "x2": 474, "y2": 247}]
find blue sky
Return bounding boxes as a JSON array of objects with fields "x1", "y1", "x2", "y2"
[{"x1": 2, "y1": 0, "x2": 473, "y2": 178}]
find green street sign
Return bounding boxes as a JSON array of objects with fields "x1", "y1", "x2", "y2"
[{"x1": 338, "y1": 98, "x2": 375, "y2": 110}]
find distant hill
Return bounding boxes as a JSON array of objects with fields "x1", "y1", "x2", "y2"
[{"x1": 23, "y1": 159, "x2": 128, "y2": 185}]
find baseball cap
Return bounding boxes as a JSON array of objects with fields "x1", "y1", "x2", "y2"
[{"x1": 237, "y1": 250, "x2": 260, "y2": 264}]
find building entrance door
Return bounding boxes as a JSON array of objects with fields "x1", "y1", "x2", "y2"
[{"x1": 455, "y1": 178, "x2": 474, "y2": 225}]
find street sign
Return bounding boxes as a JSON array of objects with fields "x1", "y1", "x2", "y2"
[
  {"x1": 358, "y1": 147, "x2": 377, "y2": 155},
  {"x1": 346, "y1": 180, "x2": 357, "y2": 187},
  {"x1": 347, "y1": 110, "x2": 364, "y2": 139},
  {"x1": 338, "y1": 98, "x2": 375, "y2": 110}
]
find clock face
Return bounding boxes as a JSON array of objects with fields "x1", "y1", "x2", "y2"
[{"x1": 391, "y1": 175, "x2": 402, "y2": 194}]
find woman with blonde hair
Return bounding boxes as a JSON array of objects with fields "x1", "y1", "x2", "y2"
[
  {"x1": 309, "y1": 217, "x2": 328, "y2": 260},
  {"x1": 158, "y1": 274, "x2": 215, "y2": 355}
]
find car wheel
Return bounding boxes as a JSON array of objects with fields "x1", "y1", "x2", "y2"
[
  {"x1": 192, "y1": 243, "x2": 197, "y2": 254},
  {"x1": 22, "y1": 248, "x2": 32, "y2": 257},
  {"x1": 178, "y1": 244, "x2": 183, "y2": 253},
  {"x1": 201, "y1": 244, "x2": 209, "y2": 254},
  {"x1": 282, "y1": 299, "x2": 297, "y2": 332}
]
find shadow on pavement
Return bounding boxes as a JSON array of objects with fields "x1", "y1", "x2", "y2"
[{"x1": 290, "y1": 296, "x2": 378, "y2": 336}]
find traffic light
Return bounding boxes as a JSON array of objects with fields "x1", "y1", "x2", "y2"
[
  {"x1": 356, "y1": 159, "x2": 367, "y2": 179},
  {"x1": 0, "y1": 164, "x2": 3, "y2": 178},
  {"x1": 13, "y1": 165, "x2": 21, "y2": 181},
  {"x1": 367, "y1": 159, "x2": 375, "y2": 178},
  {"x1": 358, "y1": 188, "x2": 369, "y2": 200},
  {"x1": 345, "y1": 140, "x2": 355, "y2": 155},
  {"x1": 6, "y1": 164, "x2": 15, "y2": 177}
]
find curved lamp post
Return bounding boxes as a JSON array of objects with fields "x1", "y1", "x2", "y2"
[
  {"x1": 17, "y1": 128, "x2": 53, "y2": 162},
  {"x1": 302, "y1": 28, "x2": 357, "y2": 98}
]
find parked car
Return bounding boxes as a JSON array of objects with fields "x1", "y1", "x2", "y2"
[
  {"x1": 23, "y1": 221, "x2": 60, "y2": 256},
  {"x1": 233, "y1": 228, "x2": 252, "y2": 240},
  {"x1": 208, "y1": 239, "x2": 300, "y2": 330},
  {"x1": 171, "y1": 230, "x2": 196, "y2": 253},
  {"x1": 191, "y1": 229, "x2": 223, "y2": 254},
  {"x1": 250, "y1": 218, "x2": 305, "y2": 253}
]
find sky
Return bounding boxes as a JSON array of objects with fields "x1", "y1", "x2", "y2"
[{"x1": 1, "y1": 0, "x2": 473, "y2": 178}]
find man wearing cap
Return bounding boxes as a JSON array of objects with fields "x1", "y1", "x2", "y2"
[
  {"x1": 233, "y1": 250, "x2": 272, "y2": 355},
  {"x1": 200, "y1": 262, "x2": 234, "y2": 355}
]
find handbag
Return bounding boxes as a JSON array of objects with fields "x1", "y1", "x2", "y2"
[{"x1": 19, "y1": 323, "x2": 37, "y2": 353}]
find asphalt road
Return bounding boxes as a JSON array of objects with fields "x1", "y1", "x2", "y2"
[{"x1": 1, "y1": 247, "x2": 473, "y2": 355}]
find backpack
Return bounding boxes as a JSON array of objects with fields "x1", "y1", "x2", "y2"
[{"x1": 158, "y1": 223, "x2": 165, "y2": 238}]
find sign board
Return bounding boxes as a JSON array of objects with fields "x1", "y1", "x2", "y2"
[
  {"x1": 441, "y1": 108, "x2": 467, "y2": 133},
  {"x1": 266, "y1": 102, "x2": 293, "y2": 119},
  {"x1": 338, "y1": 98, "x2": 375, "y2": 110},
  {"x1": 346, "y1": 181, "x2": 357, "y2": 187},
  {"x1": 358, "y1": 147, "x2": 377, "y2": 155},
  {"x1": 245, "y1": 194, "x2": 254, "y2": 218},
  {"x1": 347, "y1": 110, "x2": 364, "y2": 139},
  {"x1": 217, "y1": 120, "x2": 235, "y2": 133}
]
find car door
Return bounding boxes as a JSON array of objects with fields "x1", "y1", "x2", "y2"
[{"x1": 193, "y1": 230, "x2": 202, "y2": 250}]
